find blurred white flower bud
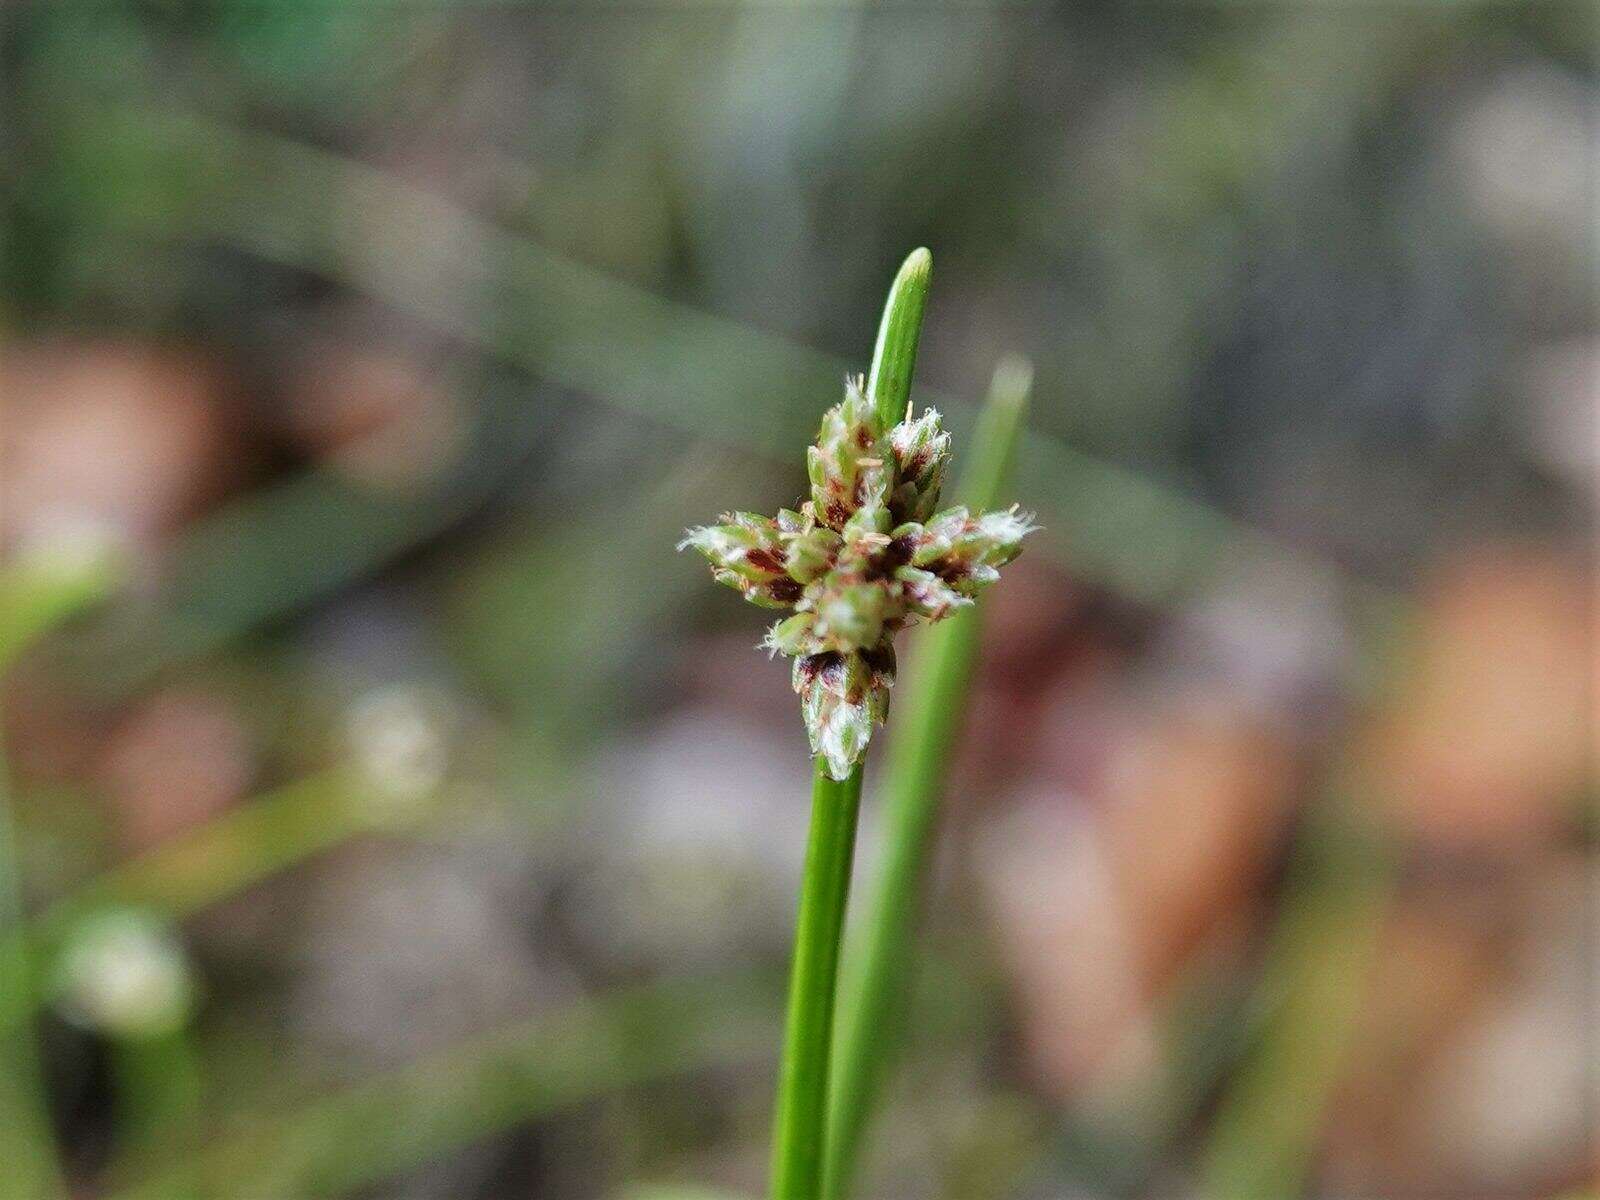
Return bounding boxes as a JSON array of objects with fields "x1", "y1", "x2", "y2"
[
  {"x1": 11, "y1": 508, "x2": 125, "y2": 590},
  {"x1": 346, "y1": 684, "x2": 452, "y2": 813},
  {"x1": 52, "y1": 910, "x2": 195, "y2": 1040}
]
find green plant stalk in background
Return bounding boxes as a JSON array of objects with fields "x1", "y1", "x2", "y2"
[
  {"x1": 72, "y1": 104, "x2": 1393, "y2": 710},
  {"x1": 107, "y1": 1025, "x2": 204, "y2": 1183},
  {"x1": 823, "y1": 356, "x2": 1033, "y2": 1200},
  {"x1": 29, "y1": 767, "x2": 391, "y2": 955},
  {"x1": 110, "y1": 973, "x2": 779, "y2": 1200},
  {"x1": 768, "y1": 249, "x2": 932, "y2": 1200},
  {"x1": 1199, "y1": 781, "x2": 1395, "y2": 1200},
  {"x1": 0, "y1": 731, "x2": 67, "y2": 1200},
  {"x1": 0, "y1": 550, "x2": 118, "y2": 1200}
]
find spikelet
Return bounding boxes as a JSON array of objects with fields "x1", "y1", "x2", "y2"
[{"x1": 682, "y1": 377, "x2": 1034, "y2": 777}]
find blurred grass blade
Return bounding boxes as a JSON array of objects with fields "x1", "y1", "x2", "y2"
[
  {"x1": 74, "y1": 380, "x2": 552, "y2": 698},
  {"x1": 0, "y1": 542, "x2": 120, "y2": 671},
  {"x1": 27, "y1": 456, "x2": 750, "y2": 1003},
  {"x1": 109, "y1": 974, "x2": 778, "y2": 1200},
  {"x1": 951, "y1": 357, "x2": 1033, "y2": 518},
  {"x1": 1199, "y1": 790, "x2": 1394, "y2": 1200},
  {"x1": 822, "y1": 357, "x2": 1032, "y2": 1200},
  {"x1": 0, "y1": 813, "x2": 66, "y2": 1200},
  {"x1": 107, "y1": 1027, "x2": 204, "y2": 1183},
  {"x1": 28, "y1": 767, "x2": 391, "y2": 957},
  {"x1": 75, "y1": 107, "x2": 1385, "y2": 659},
  {"x1": 866, "y1": 248, "x2": 932, "y2": 431},
  {"x1": 0, "y1": 548, "x2": 117, "y2": 1200}
]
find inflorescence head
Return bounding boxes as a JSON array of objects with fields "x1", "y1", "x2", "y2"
[{"x1": 681, "y1": 375, "x2": 1034, "y2": 779}]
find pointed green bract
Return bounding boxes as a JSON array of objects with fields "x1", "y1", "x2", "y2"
[{"x1": 866, "y1": 248, "x2": 932, "y2": 433}]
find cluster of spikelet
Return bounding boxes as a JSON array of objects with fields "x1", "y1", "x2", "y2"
[{"x1": 681, "y1": 377, "x2": 1034, "y2": 780}]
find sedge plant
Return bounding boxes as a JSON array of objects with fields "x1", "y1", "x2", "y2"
[{"x1": 680, "y1": 250, "x2": 1034, "y2": 1199}]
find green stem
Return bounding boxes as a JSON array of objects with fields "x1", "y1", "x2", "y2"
[
  {"x1": 769, "y1": 760, "x2": 865, "y2": 1200},
  {"x1": 822, "y1": 358, "x2": 1032, "y2": 1200},
  {"x1": 0, "y1": 737, "x2": 67, "y2": 1200},
  {"x1": 107, "y1": 1028, "x2": 204, "y2": 1185},
  {"x1": 0, "y1": 553, "x2": 114, "y2": 1200},
  {"x1": 769, "y1": 248, "x2": 935, "y2": 1199}
]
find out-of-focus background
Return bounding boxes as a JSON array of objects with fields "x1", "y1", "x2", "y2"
[{"x1": 1, "y1": 3, "x2": 1594, "y2": 1198}]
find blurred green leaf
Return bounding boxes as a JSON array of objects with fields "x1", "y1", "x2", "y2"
[
  {"x1": 80, "y1": 106, "x2": 1381, "y2": 623},
  {"x1": 65, "y1": 378, "x2": 552, "y2": 697},
  {"x1": 28, "y1": 767, "x2": 391, "y2": 958},
  {"x1": 1200, "y1": 793, "x2": 1395, "y2": 1200},
  {"x1": 0, "y1": 544, "x2": 119, "y2": 672},
  {"x1": 111, "y1": 973, "x2": 780, "y2": 1200},
  {"x1": 0, "y1": 548, "x2": 118, "y2": 1200}
]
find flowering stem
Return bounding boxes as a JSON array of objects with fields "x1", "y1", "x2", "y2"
[
  {"x1": 769, "y1": 249, "x2": 933, "y2": 1199},
  {"x1": 769, "y1": 760, "x2": 865, "y2": 1199},
  {"x1": 823, "y1": 358, "x2": 1032, "y2": 1199}
]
